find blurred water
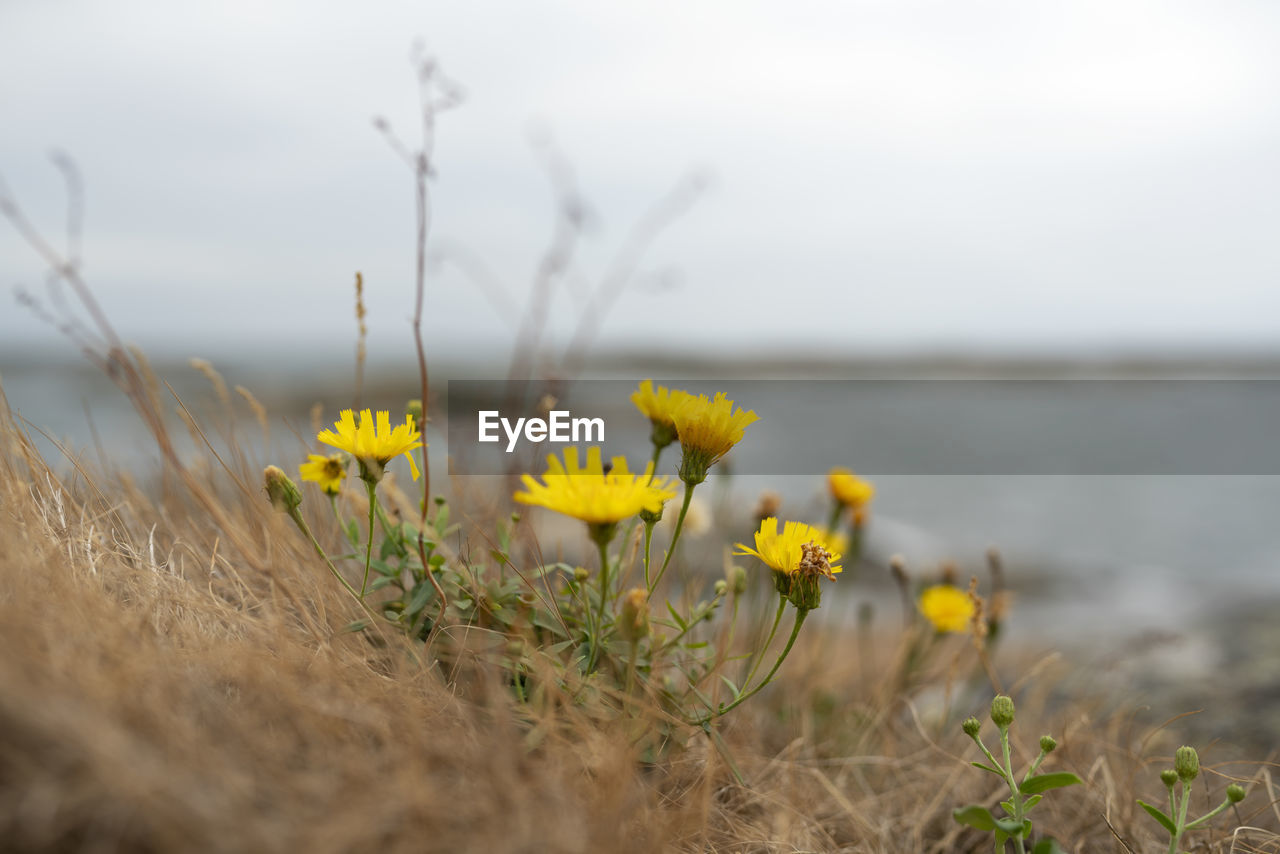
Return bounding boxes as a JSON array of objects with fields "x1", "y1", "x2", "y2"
[{"x1": 4, "y1": 355, "x2": 1278, "y2": 645}]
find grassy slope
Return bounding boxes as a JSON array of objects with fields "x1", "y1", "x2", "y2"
[{"x1": 0, "y1": 384, "x2": 1275, "y2": 853}]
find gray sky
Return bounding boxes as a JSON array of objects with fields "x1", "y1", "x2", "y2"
[{"x1": 4, "y1": 0, "x2": 1280, "y2": 365}]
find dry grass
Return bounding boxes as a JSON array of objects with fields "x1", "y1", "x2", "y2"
[{"x1": 1, "y1": 380, "x2": 1277, "y2": 854}]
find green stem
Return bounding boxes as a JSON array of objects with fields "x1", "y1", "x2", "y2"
[
  {"x1": 286, "y1": 507, "x2": 372, "y2": 617},
  {"x1": 694, "y1": 606, "x2": 808, "y2": 725},
  {"x1": 743, "y1": 596, "x2": 787, "y2": 690},
  {"x1": 1000, "y1": 727, "x2": 1026, "y2": 854},
  {"x1": 588, "y1": 537, "x2": 612, "y2": 671},
  {"x1": 1184, "y1": 797, "x2": 1233, "y2": 831},
  {"x1": 651, "y1": 481, "x2": 695, "y2": 593},
  {"x1": 641, "y1": 519, "x2": 657, "y2": 588},
  {"x1": 625, "y1": 639, "x2": 638, "y2": 697},
  {"x1": 646, "y1": 442, "x2": 664, "y2": 483},
  {"x1": 1169, "y1": 782, "x2": 1191, "y2": 854},
  {"x1": 360, "y1": 479, "x2": 377, "y2": 599},
  {"x1": 826, "y1": 499, "x2": 843, "y2": 534}
]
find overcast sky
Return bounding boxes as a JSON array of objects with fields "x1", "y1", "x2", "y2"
[{"x1": 4, "y1": 0, "x2": 1280, "y2": 366}]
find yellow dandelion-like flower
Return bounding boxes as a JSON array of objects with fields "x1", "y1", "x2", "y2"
[
  {"x1": 918, "y1": 584, "x2": 975, "y2": 633},
  {"x1": 631, "y1": 380, "x2": 689, "y2": 449},
  {"x1": 814, "y1": 527, "x2": 850, "y2": 558},
  {"x1": 514, "y1": 447, "x2": 677, "y2": 527},
  {"x1": 299, "y1": 453, "x2": 348, "y2": 496},
  {"x1": 670, "y1": 391, "x2": 758, "y2": 484},
  {"x1": 828, "y1": 467, "x2": 875, "y2": 509},
  {"x1": 735, "y1": 517, "x2": 841, "y2": 609},
  {"x1": 734, "y1": 517, "x2": 843, "y2": 578},
  {"x1": 317, "y1": 409, "x2": 423, "y2": 481}
]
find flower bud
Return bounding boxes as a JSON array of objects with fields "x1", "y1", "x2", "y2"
[
  {"x1": 1160, "y1": 769, "x2": 1178, "y2": 787},
  {"x1": 573, "y1": 567, "x2": 590, "y2": 583},
  {"x1": 714, "y1": 579, "x2": 728, "y2": 597},
  {"x1": 263, "y1": 466, "x2": 302, "y2": 513},
  {"x1": 731, "y1": 565, "x2": 748, "y2": 595},
  {"x1": 618, "y1": 589, "x2": 650, "y2": 643},
  {"x1": 990, "y1": 695, "x2": 1015, "y2": 728},
  {"x1": 1226, "y1": 783, "x2": 1245, "y2": 803},
  {"x1": 405, "y1": 399, "x2": 424, "y2": 426},
  {"x1": 639, "y1": 504, "x2": 664, "y2": 524},
  {"x1": 962, "y1": 717, "x2": 982, "y2": 738},
  {"x1": 1174, "y1": 746, "x2": 1200, "y2": 782},
  {"x1": 1039, "y1": 735, "x2": 1057, "y2": 753}
]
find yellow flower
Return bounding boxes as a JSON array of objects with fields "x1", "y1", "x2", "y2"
[
  {"x1": 317, "y1": 409, "x2": 423, "y2": 481},
  {"x1": 299, "y1": 453, "x2": 348, "y2": 495},
  {"x1": 828, "y1": 467, "x2": 875, "y2": 509},
  {"x1": 631, "y1": 379, "x2": 688, "y2": 449},
  {"x1": 514, "y1": 447, "x2": 677, "y2": 527},
  {"x1": 735, "y1": 517, "x2": 841, "y2": 609},
  {"x1": 734, "y1": 517, "x2": 843, "y2": 578},
  {"x1": 670, "y1": 391, "x2": 758, "y2": 484},
  {"x1": 814, "y1": 527, "x2": 849, "y2": 558},
  {"x1": 919, "y1": 584, "x2": 975, "y2": 633}
]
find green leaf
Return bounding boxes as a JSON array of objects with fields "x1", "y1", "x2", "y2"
[
  {"x1": 718, "y1": 675, "x2": 742, "y2": 701},
  {"x1": 405, "y1": 580, "x2": 436, "y2": 618},
  {"x1": 665, "y1": 601, "x2": 688, "y2": 631},
  {"x1": 952, "y1": 805, "x2": 997, "y2": 831},
  {"x1": 339, "y1": 620, "x2": 369, "y2": 634},
  {"x1": 433, "y1": 503, "x2": 450, "y2": 530},
  {"x1": 369, "y1": 558, "x2": 398, "y2": 577},
  {"x1": 1022, "y1": 794, "x2": 1043, "y2": 812},
  {"x1": 344, "y1": 519, "x2": 360, "y2": 545},
  {"x1": 1136, "y1": 799, "x2": 1177, "y2": 834},
  {"x1": 971, "y1": 761, "x2": 1005, "y2": 777},
  {"x1": 1000, "y1": 799, "x2": 1015, "y2": 814},
  {"x1": 369, "y1": 575, "x2": 398, "y2": 591},
  {"x1": 1031, "y1": 839, "x2": 1068, "y2": 854},
  {"x1": 994, "y1": 817, "x2": 1030, "y2": 836},
  {"x1": 1021, "y1": 772, "x2": 1083, "y2": 794}
]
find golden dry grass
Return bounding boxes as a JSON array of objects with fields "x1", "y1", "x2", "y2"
[{"x1": 1, "y1": 381, "x2": 1277, "y2": 854}]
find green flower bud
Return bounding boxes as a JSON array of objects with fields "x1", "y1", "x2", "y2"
[
  {"x1": 263, "y1": 466, "x2": 302, "y2": 513},
  {"x1": 1174, "y1": 746, "x2": 1200, "y2": 782},
  {"x1": 714, "y1": 579, "x2": 729, "y2": 597},
  {"x1": 573, "y1": 567, "x2": 590, "y2": 583},
  {"x1": 405, "y1": 399, "x2": 424, "y2": 425},
  {"x1": 1160, "y1": 769, "x2": 1178, "y2": 788},
  {"x1": 1039, "y1": 735, "x2": 1057, "y2": 753},
  {"x1": 1226, "y1": 783, "x2": 1245, "y2": 803},
  {"x1": 990, "y1": 695, "x2": 1015, "y2": 728},
  {"x1": 639, "y1": 504, "x2": 664, "y2": 524},
  {"x1": 650, "y1": 420, "x2": 677, "y2": 451},
  {"x1": 731, "y1": 565, "x2": 748, "y2": 595},
  {"x1": 786, "y1": 572, "x2": 823, "y2": 611},
  {"x1": 962, "y1": 717, "x2": 982, "y2": 738}
]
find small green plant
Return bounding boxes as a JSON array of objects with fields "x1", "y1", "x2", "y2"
[
  {"x1": 1136, "y1": 745, "x2": 1246, "y2": 854},
  {"x1": 953, "y1": 694, "x2": 1082, "y2": 854}
]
